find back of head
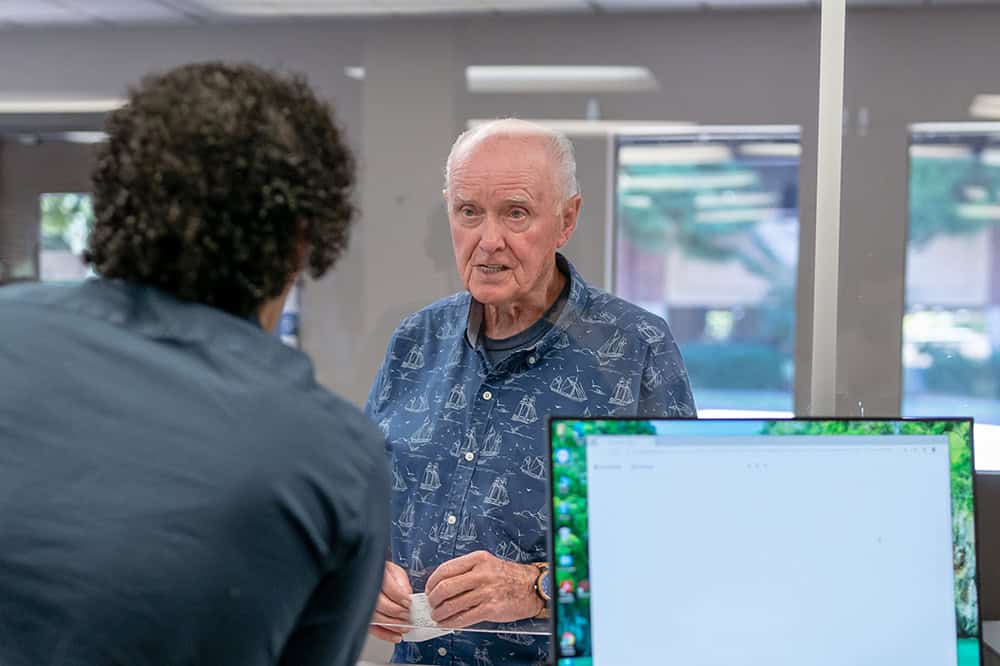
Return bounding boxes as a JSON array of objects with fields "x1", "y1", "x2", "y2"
[{"x1": 86, "y1": 62, "x2": 356, "y2": 319}]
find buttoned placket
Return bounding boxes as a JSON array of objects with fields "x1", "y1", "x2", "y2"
[{"x1": 436, "y1": 353, "x2": 502, "y2": 561}]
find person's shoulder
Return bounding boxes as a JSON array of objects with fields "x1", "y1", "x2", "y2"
[
  {"x1": 0, "y1": 280, "x2": 82, "y2": 308},
  {"x1": 402, "y1": 291, "x2": 470, "y2": 325},
  {"x1": 270, "y1": 379, "x2": 387, "y2": 477},
  {"x1": 578, "y1": 285, "x2": 673, "y2": 337},
  {"x1": 388, "y1": 291, "x2": 470, "y2": 342}
]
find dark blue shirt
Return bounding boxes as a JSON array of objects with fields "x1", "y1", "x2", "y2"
[
  {"x1": 365, "y1": 255, "x2": 695, "y2": 665},
  {"x1": 0, "y1": 279, "x2": 389, "y2": 666}
]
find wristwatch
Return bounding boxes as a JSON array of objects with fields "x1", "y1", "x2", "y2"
[{"x1": 532, "y1": 562, "x2": 552, "y2": 618}]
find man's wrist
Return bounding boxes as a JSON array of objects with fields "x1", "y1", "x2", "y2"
[{"x1": 530, "y1": 562, "x2": 551, "y2": 619}]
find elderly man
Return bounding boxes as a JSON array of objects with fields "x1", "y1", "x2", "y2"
[{"x1": 365, "y1": 119, "x2": 695, "y2": 665}]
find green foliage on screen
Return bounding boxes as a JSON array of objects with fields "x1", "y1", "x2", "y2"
[{"x1": 551, "y1": 419, "x2": 656, "y2": 659}]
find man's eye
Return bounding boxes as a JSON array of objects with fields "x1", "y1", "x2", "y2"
[
  {"x1": 510, "y1": 209, "x2": 527, "y2": 220},
  {"x1": 461, "y1": 207, "x2": 478, "y2": 217}
]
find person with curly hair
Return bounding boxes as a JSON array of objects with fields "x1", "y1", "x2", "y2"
[{"x1": 0, "y1": 62, "x2": 388, "y2": 666}]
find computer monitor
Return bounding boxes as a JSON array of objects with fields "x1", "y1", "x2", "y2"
[{"x1": 548, "y1": 418, "x2": 981, "y2": 666}]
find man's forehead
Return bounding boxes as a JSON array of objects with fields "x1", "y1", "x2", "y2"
[
  {"x1": 450, "y1": 186, "x2": 536, "y2": 205},
  {"x1": 454, "y1": 131, "x2": 552, "y2": 168},
  {"x1": 450, "y1": 142, "x2": 553, "y2": 192}
]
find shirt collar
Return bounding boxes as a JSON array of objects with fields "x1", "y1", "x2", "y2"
[{"x1": 464, "y1": 253, "x2": 588, "y2": 351}]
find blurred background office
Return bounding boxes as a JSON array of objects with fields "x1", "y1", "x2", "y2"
[{"x1": 2, "y1": 0, "x2": 1000, "y2": 659}]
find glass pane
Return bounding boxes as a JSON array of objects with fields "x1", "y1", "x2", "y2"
[
  {"x1": 904, "y1": 123, "x2": 1000, "y2": 471},
  {"x1": 39, "y1": 193, "x2": 94, "y2": 282},
  {"x1": 614, "y1": 128, "x2": 800, "y2": 417}
]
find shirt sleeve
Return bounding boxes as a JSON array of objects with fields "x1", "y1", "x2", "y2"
[
  {"x1": 363, "y1": 356, "x2": 389, "y2": 423},
  {"x1": 277, "y1": 454, "x2": 390, "y2": 666},
  {"x1": 637, "y1": 336, "x2": 697, "y2": 419}
]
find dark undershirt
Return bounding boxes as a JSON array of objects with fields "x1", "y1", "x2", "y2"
[{"x1": 482, "y1": 276, "x2": 571, "y2": 365}]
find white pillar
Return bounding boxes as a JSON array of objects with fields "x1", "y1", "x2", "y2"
[{"x1": 810, "y1": 0, "x2": 847, "y2": 415}]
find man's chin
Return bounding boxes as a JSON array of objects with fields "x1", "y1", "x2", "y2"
[{"x1": 468, "y1": 282, "x2": 515, "y2": 305}]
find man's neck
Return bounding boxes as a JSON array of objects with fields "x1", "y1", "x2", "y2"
[
  {"x1": 482, "y1": 263, "x2": 565, "y2": 340},
  {"x1": 258, "y1": 280, "x2": 295, "y2": 331}
]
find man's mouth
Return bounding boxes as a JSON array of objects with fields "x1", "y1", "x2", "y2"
[{"x1": 478, "y1": 264, "x2": 509, "y2": 274}]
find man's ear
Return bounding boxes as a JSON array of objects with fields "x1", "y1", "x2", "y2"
[
  {"x1": 556, "y1": 194, "x2": 582, "y2": 248},
  {"x1": 296, "y1": 225, "x2": 309, "y2": 271}
]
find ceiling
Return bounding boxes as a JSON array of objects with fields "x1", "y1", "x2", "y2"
[{"x1": 0, "y1": 0, "x2": 996, "y2": 28}]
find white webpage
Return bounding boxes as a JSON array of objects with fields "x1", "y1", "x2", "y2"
[{"x1": 585, "y1": 434, "x2": 957, "y2": 666}]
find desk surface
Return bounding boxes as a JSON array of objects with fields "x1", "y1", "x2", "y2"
[{"x1": 360, "y1": 621, "x2": 1000, "y2": 666}]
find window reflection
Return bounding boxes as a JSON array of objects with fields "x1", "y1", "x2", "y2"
[
  {"x1": 905, "y1": 123, "x2": 1000, "y2": 467},
  {"x1": 614, "y1": 128, "x2": 800, "y2": 415},
  {"x1": 39, "y1": 193, "x2": 95, "y2": 282}
]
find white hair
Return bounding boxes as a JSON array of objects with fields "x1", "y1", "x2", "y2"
[{"x1": 444, "y1": 118, "x2": 579, "y2": 203}]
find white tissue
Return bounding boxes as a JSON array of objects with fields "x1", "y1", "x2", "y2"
[{"x1": 401, "y1": 592, "x2": 455, "y2": 643}]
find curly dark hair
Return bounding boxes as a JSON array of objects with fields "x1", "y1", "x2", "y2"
[{"x1": 86, "y1": 62, "x2": 356, "y2": 318}]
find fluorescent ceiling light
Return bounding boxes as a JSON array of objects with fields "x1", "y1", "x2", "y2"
[
  {"x1": 203, "y1": 0, "x2": 585, "y2": 16},
  {"x1": 61, "y1": 131, "x2": 109, "y2": 144},
  {"x1": 694, "y1": 192, "x2": 777, "y2": 208},
  {"x1": 739, "y1": 143, "x2": 801, "y2": 158},
  {"x1": 619, "y1": 172, "x2": 757, "y2": 191},
  {"x1": 696, "y1": 208, "x2": 779, "y2": 224},
  {"x1": 970, "y1": 94, "x2": 1000, "y2": 120},
  {"x1": 911, "y1": 122, "x2": 1000, "y2": 135},
  {"x1": 466, "y1": 66, "x2": 658, "y2": 93},
  {"x1": 0, "y1": 98, "x2": 125, "y2": 114},
  {"x1": 466, "y1": 118, "x2": 693, "y2": 137},
  {"x1": 349, "y1": 65, "x2": 659, "y2": 94},
  {"x1": 619, "y1": 144, "x2": 731, "y2": 165},
  {"x1": 957, "y1": 204, "x2": 1000, "y2": 221},
  {"x1": 909, "y1": 144, "x2": 973, "y2": 160}
]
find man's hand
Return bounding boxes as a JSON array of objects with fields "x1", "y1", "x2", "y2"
[
  {"x1": 369, "y1": 561, "x2": 412, "y2": 643},
  {"x1": 425, "y1": 550, "x2": 543, "y2": 628}
]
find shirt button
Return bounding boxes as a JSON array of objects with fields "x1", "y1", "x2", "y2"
[
  {"x1": 447, "y1": 514, "x2": 458, "y2": 525},
  {"x1": 438, "y1": 647, "x2": 448, "y2": 657},
  {"x1": 482, "y1": 390, "x2": 493, "y2": 401},
  {"x1": 465, "y1": 451, "x2": 475, "y2": 462},
  {"x1": 528, "y1": 356, "x2": 537, "y2": 365}
]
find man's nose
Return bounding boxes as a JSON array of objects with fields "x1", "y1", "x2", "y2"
[{"x1": 477, "y1": 216, "x2": 506, "y2": 254}]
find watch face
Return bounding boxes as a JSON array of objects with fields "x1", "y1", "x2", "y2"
[{"x1": 541, "y1": 570, "x2": 553, "y2": 598}]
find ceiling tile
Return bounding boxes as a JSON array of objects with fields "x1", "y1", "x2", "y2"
[
  {"x1": 594, "y1": 0, "x2": 702, "y2": 9},
  {"x1": 0, "y1": 0, "x2": 92, "y2": 24},
  {"x1": 704, "y1": 0, "x2": 812, "y2": 8},
  {"x1": 486, "y1": 0, "x2": 591, "y2": 10},
  {"x1": 195, "y1": 0, "x2": 590, "y2": 16},
  {"x1": 59, "y1": 0, "x2": 192, "y2": 23}
]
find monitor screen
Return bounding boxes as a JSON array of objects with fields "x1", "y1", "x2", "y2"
[{"x1": 549, "y1": 419, "x2": 981, "y2": 666}]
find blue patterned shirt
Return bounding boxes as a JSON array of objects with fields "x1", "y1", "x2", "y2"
[{"x1": 365, "y1": 255, "x2": 695, "y2": 666}]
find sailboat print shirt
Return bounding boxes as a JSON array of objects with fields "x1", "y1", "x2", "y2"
[{"x1": 365, "y1": 254, "x2": 695, "y2": 666}]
